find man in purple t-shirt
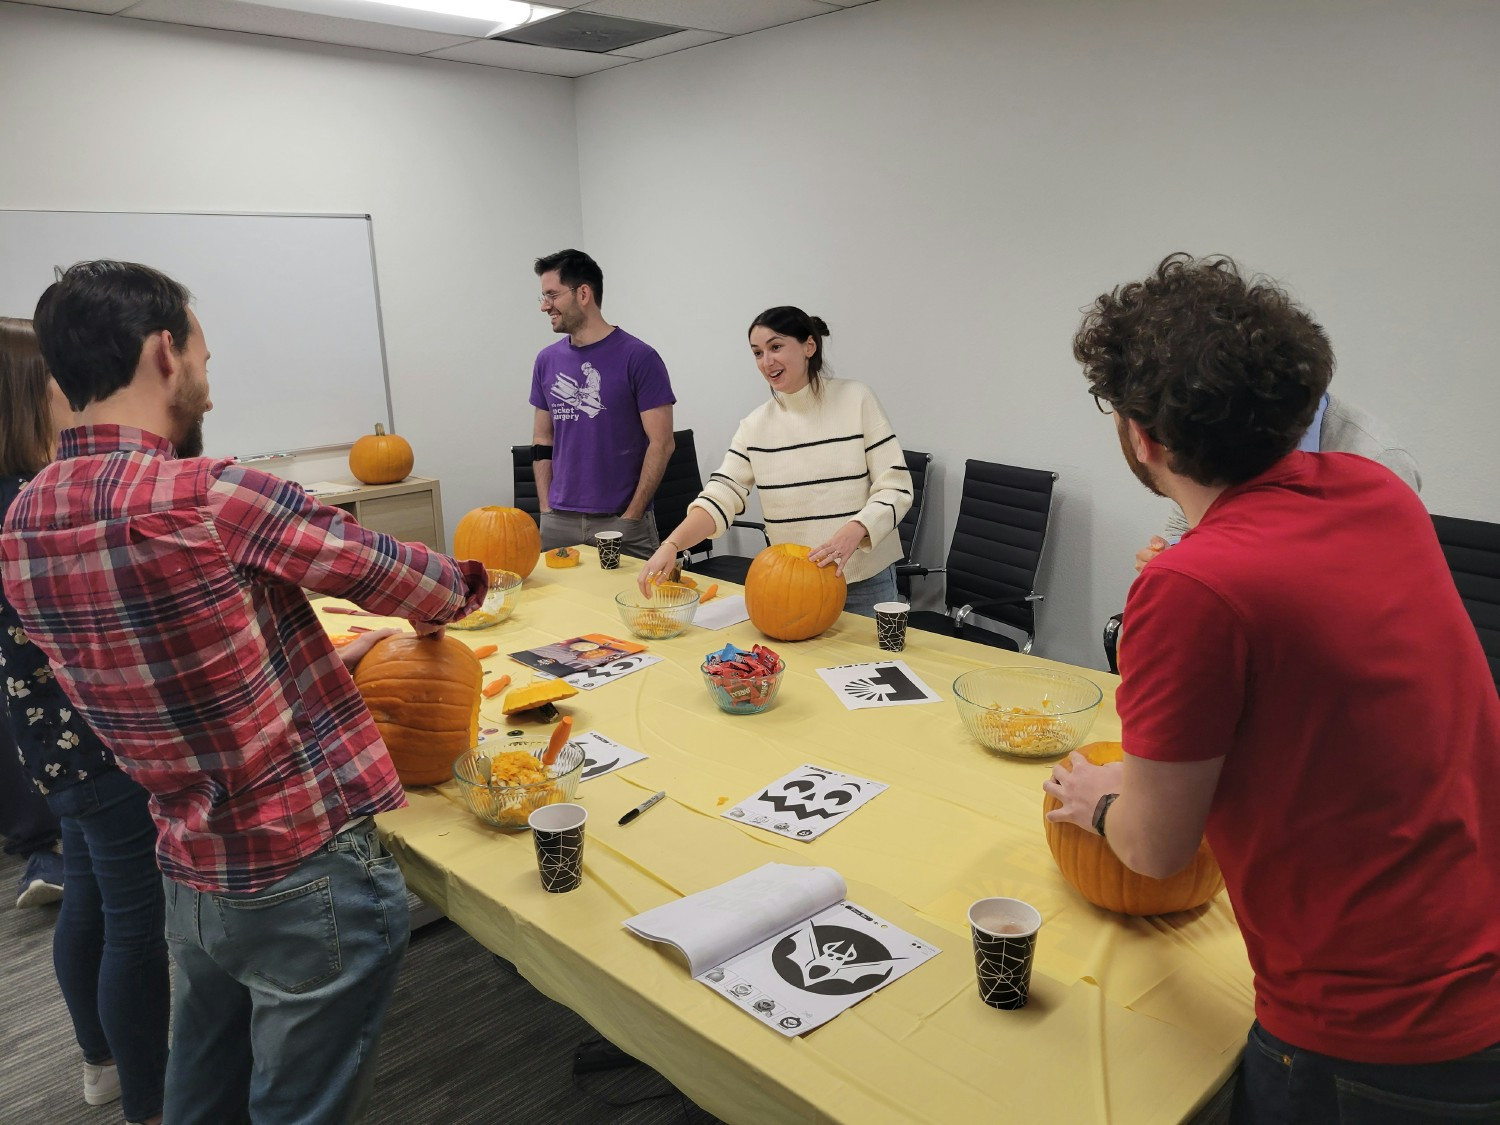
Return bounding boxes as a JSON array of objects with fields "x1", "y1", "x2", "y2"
[{"x1": 529, "y1": 249, "x2": 676, "y2": 555}]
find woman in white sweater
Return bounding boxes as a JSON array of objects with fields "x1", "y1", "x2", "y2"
[{"x1": 639, "y1": 307, "x2": 913, "y2": 617}]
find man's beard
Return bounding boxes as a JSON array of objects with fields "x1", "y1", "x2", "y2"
[
  {"x1": 552, "y1": 307, "x2": 584, "y2": 336},
  {"x1": 174, "y1": 416, "x2": 205, "y2": 458},
  {"x1": 1118, "y1": 421, "x2": 1165, "y2": 498},
  {"x1": 170, "y1": 387, "x2": 208, "y2": 458}
]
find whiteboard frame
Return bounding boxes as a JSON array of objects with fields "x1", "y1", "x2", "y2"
[{"x1": 1, "y1": 208, "x2": 395, "y2": 459}]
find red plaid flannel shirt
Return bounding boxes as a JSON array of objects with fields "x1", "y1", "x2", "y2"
[{"x1": 0, "y1": 427, "x2": 487, "y2": 892}]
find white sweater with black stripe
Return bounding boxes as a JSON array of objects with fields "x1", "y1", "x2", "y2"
[{"x1": 689, "y1": 378, "x2": 913, "y2": 584}]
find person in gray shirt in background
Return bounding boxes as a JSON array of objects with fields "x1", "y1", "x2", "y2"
[{"x1": 1134, "y1": 392, "x2": 1421, "y2": 571}]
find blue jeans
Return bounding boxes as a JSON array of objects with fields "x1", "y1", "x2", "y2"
[
  {"x1": 162, "y1": 819, "x2": 410, "y2": 1125},
  {"x1": 843, "y1": 564, "x2": 898, "y2": 619},
  {"x1": 1232, "y1": 1021, "x2": 1500, "y2": 1124},
  {"x1": 46, "y1": 768, "x2": 168, "y2": 1123}
]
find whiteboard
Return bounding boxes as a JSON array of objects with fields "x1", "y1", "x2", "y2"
[{"x1": 0, "y1": 210, "x2": 392, "y2": 461}]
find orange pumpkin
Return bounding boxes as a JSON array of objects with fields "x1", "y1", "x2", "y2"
[
  {"x1": 353, "y1": 634, "x2": 482, "y2": 786},
  {"x1": 453, "y1": 506, "x2": 542, "y2": 580},
  {"x1": 1042, "y1": 741, "x2": 1225, "y2": 916},
  {"x1": 348, "y1": 423, "x2": 413, "y2": 485},
  {"x1": 744, "y1": 543, "x2": 847, "y2": 641}
]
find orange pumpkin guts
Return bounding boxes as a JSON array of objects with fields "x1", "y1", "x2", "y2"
[
  {"x1": 1042, "y1": 741, "x2": 1225, "y2": 916},
  {"x1": 744, "y1": 543, "x2": 847, "y2": 641},
  {"x1": 348, "y1": 423, "x2": 414, "y2": 485},
  {"x1": 353, "y1": 634, "x2": 482, "y2": 787},
  {"x1": 453, "y1": 506, "x2": 542, "y2": 580}
]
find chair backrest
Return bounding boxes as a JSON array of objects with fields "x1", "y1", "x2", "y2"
[
  {"x1": 650, "y1": 429, "x2": 704, "y2": 548},
  {"x1": 942, "y1": 459, "x2": 1057, "y2": 637},
  {"x1": 1432, "y1": 513, "x2": 1500, "y2": 691},
  {"x1": 897, "y1": 449, "x2": 932, "y2": 564},
  {"x1": 511, "y1": 444, "x2": 540, "y2": 521}
]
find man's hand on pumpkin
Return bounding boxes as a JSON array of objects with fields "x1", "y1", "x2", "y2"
[
  {"x1": 337, "y1": 627, "x2": 401, "y2": 669},
  {"x1": 1044, "y1": 753, "x2": 1124, "y2": 832}
]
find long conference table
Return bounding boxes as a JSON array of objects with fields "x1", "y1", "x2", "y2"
[{"x1": 317, "y1": 547, "x2": 1254, "y2": 1124}]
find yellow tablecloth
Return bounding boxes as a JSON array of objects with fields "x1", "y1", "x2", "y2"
[{"x1": 321, "y1": 549, "x2": 1253, "y2": 1124}]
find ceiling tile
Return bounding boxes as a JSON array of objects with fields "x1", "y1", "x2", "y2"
[
  {"x1": 424, "y1": 38, "x2": 632, "y2": 77},
  {"x1": 9, "y1": 0, "x2": 140, "y2": 12},
  {"x1": 607, "y1": 27, "x2": 726, "y2": 59},
  {"x1": 120, "y1": 0, "x2": 474, "y2": 55},
  {"x1": 577, "y1": 0, "x2": 838, "y2": 36}
]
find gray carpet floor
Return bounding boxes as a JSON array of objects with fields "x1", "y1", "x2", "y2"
[{"x1": 0, "y1": 848, "x2": 717, "y2": 1125}]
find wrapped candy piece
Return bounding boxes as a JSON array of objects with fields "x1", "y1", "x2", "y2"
[{"x1": 702, "y1": 642, "x2": 784, "y2": 708}]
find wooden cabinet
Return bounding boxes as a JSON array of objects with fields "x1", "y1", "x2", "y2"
[{"x1": 320, "y1": 477, "x2": 445, "y2": 551}]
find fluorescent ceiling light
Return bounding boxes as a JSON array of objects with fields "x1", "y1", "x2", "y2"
[{"x1": 251, "y1": 0, "x2": 563, "y2": 37}]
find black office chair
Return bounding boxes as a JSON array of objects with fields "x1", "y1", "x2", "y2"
[
  {"x1": 641, "y1": 430, "x2": 705, "y2": 561},
  {"x1": 1103, "y1": 613, "x2": 1123, "y2": 674},
  {"x1": 893, "y1": 449, "x2": 934, "y2": 599},
  {"x1": 511, "y1": 444, "x2": 540, "y2": 522},
  {"x1": 1432, "y1": 513, "x2": 1500, "y2": 692},
  {"x1": 905, "y1": 460, "x2": 1057, "y2": 654}
]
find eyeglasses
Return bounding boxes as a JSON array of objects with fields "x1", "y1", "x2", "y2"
[
  {"x1": 539, "y1": 286, "x2": 577, "y2": 307},
  {"x1": 1091, "y1": 394, "x2": 1115, "y2": 416}
]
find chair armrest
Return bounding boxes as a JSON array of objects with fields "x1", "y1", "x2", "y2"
[
  {"x1": 955, "y1": 593, "x2": 1042, "y2": 624},
  {"x1": 735, "y1": 520, "x2": 771, "y2": 548},
  {"x1": 895, "y1": 563, "x2": 944, "y2": 580}
]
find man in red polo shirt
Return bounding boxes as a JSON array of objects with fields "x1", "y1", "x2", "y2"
[{"x1": 1046, "y1": 254, "x2": 1500, "y2": 1123}]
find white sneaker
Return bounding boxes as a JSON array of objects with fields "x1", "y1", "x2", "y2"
[{"x1": 83, "y1": 1061, "x2": 121, "y2": 1106}]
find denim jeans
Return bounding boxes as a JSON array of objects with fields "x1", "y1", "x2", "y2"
[
  {"x1": 843, "y1": 564, "x2": 898, "y2": 619},
  {"x1": 46, "y1": 767, "x2": 169, "y2": 1123},
  {"x1": 162, "y1": 819, "x2": 410, "y2": 1125},
  {"x1": 1232, "y1": 1020, "x2": 1500, "y2": 1124}
]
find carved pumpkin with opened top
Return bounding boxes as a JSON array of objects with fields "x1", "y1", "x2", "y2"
[
  {"x1": 1043, "y1": 741, "x2": 1225, "y2": 916},
  {"x1": 353, "y1": 634, "x2": 482, "y2": 787}
]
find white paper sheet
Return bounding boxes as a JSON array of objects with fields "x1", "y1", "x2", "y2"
[
  {"x1": 624, "y1": 864, "x2": 847, "y2": 976},
  {"x1": 571, "y1": 730, "x2": 648, "y2": 781},
  {"x1": 693, "y1": 594, "x2": 751, "y2": 630},
  {"x1": 815, "y1": 661, "x2": 943, "y2": 710},
  {"x1": 697, "y1": 900, "x2": 940, "y2": 1036},
  {"x1": 722, "y1": 764, "x2": 887, "y2": 841}
]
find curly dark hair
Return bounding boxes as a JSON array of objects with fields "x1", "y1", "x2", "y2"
[{"x1": 1073, "y1": 253, "x2": 1334, "y2": 486}]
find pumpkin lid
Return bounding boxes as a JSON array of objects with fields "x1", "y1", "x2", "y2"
[{"x1": 500, "y1": 679, "x2": 580, "y2": 714}]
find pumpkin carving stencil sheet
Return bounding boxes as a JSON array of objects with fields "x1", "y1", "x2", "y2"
[
  {"x1": 722, "y1": 765, "x2": 888, "y2": 841},
  {"x1": 814, "y1": 661, "x2": 942, "y2": 710}
]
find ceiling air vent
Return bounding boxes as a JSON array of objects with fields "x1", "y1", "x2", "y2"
[{"x1": 492, "y1": 11, "x2": 684, "y2": 53}]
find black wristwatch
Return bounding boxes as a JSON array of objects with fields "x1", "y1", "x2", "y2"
[{"x1": 1092, "y1": 793, "x2": 1120, "y2": 838}]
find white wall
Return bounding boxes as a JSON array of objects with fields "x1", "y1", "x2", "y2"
[
  {"x1": 576, "y1": 0, "x2": 1500, "y2": 668},
  {"x1": 0, "y1": 1, "x2": 578, "y2": 530}
]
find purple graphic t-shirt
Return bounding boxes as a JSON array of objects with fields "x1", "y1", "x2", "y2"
[{"x1": 529, "y1": 328, "x2": 675, "y2": 514}]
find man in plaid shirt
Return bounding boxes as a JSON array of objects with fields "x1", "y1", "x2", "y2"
[{"x1": 1, "y1": 261, "x2": 487, "y2": 1124}]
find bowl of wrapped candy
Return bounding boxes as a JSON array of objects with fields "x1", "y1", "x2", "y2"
[
  {"x1": 701, "y1": 642, "x2": 785, "y2": 715},
  {"x1": 614, "y1": 583, "x2": 699, "y2": 640},
  {"x1": 952, "y1": 666, "x2": 1102, "y2": 760},
  {"x1": 449, "y1": 569, "x2": 524, "y2": 630},
  {"x1": 451, "y1": 736, "x2": 585, "y2": 829}
]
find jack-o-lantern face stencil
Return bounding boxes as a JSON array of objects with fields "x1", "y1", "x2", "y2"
[
  {"x1": 724, "y1": 764, "x2": 888, "y2": 841},
  {"x1": 758, "y1": 769, "x2": 862, "y2": 821}
]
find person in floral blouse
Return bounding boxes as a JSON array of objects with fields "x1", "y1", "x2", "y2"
[{"x1": 0, "y1": 317, "x2": 166, "y2": 1123}]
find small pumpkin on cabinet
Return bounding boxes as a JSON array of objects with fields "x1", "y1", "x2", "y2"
[{"x1": 348, "y1": 423, "x2": 413, "y2": 485}]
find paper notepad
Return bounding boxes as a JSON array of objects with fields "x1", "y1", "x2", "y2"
[{"x1": 625, "y1": 864, "x2": 938, "y2": 1036}]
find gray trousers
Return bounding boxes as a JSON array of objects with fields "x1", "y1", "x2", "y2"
[{"x1": 540, "y1": 510, "x2": 660, "y2": 557}]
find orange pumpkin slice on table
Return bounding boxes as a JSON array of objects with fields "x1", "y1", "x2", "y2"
[
  {"x1": 545, "y1": 547, "x2": 581, "y2": 568},
  {"x1": 499, "y1": 679, "x2": 579, "y2": 716},
  {"x1": 1042, "y1": 741, "x2": 1224, "y2": 915}
]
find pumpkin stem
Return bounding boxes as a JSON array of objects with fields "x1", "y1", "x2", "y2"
[{"x1": 374, "y1": 423, "x2": 387, "y2": 436}]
